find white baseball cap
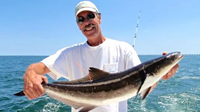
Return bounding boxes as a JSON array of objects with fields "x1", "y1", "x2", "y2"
[{"x1": 75, "y1": 1, "x2": 99, "y2": 17}]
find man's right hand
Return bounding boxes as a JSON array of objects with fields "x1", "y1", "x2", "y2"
[{"x1": 23, "y1": 63, "x2": 49, "y2": 100}]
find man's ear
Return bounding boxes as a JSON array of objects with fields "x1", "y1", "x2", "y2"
[{"x1": 98, "y1": 14, "x2": 101, "y2": 24}]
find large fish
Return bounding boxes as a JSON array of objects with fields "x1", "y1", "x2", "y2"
[{"x1": 14, "y1": 52, "x2": 183, "y2": 112}]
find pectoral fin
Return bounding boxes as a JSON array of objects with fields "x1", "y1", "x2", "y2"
[
  {"x1": 135, "y1": 73, "x2": 148, "y2": 98},
  {"x1": 140, "y1": 86, "x2": 152, "y2": 100}
]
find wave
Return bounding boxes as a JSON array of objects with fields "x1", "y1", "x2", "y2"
[
  {"x1": 180, "y1": 76, "x2": 200, "y2": 80},
  {"x1": 15, "y1": 96, "x2": 70, "y2": 112}
]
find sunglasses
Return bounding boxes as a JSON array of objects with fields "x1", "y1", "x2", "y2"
[{"x1": 76, "y1": 13, "x2": 100, "y2": 24}]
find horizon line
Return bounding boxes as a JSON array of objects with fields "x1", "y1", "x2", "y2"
[{"x1": 0, "y1": 54, "x2": 200, "y2": 56}]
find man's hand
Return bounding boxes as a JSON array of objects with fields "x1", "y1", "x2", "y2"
[
  {"x1": 23, "y1": 63, "x2": 49, "y2": 100},
  {"x1": 162, "y1": 64, "x2": 179, "y2": 80}
]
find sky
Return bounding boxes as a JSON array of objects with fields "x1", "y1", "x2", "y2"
[{"x1": 0, "y1": 0, "x2": 200, "y2": 55}]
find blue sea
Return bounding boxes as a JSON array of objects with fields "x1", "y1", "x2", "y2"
[{"x1": 0, "y1": 55, "x2": 199, "y2": 112}]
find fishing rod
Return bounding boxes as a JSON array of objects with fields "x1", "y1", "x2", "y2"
[{"x1": 133, "y1": 11, "x2": 141, "y2": 48}]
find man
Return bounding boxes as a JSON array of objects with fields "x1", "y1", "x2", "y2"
[{"x1": 23, "y1": 1, "x2": 179, "y2": 112}]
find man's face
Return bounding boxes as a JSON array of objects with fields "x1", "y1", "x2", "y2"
[{"x1": 76, "y1": 11, "x2": 101, "y2": 40}]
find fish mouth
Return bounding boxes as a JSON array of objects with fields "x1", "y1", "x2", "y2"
[
  {"x1": 167, "y1": 52, "x2": 184, "y2": 61},
  {"x1": 170, "y1": 52, "x2": 183, "y2": 67},
  {"x1": 176, "y1": 52, "x2": 184, "y2": 61},
  {"x1": 162, "y1": 52, "x2": 184, "y2": 68},
  {"x1": 178, "y1": 54, "x2": 184, "y2": 60}
]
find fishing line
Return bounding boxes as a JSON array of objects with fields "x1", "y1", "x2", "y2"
[
  {"x1": 133, "y1": 11, "x2": 141, "y2": 47},
  {"x1": 76, "y1": 62, "x2": 92, "y2": 81}
]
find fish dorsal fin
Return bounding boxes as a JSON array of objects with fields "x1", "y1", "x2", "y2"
[
  {"x1": 88, "y1": 67, "x2": 111, "y2": 80},
  {"x1": 53, "y1": 67, "x2": 110, "y2": 84}
]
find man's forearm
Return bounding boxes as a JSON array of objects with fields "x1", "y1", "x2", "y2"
[{"x1": 26, "y1": 62, "x2": 50, "y2": 75}]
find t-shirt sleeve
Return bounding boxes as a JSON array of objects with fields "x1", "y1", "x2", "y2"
[
  {"x1": 125, "y1": 45, "x2": 141, "y2": 69},
  {"x1": 41, "y1": 49, "x2": 68, "y2": 80}
]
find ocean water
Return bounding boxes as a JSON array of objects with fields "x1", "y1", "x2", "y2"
[{"x1": 0, "y1": 55, "x2": 199, "y2": 112}]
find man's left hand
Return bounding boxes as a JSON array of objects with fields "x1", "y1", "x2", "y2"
[{"x1": 162, "y1": 64, "x2": 179, "y2": 80}]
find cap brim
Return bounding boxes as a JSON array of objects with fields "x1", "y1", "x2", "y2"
[{"x1": 76, "y1": 8, "x2": 96, "y2": 16}]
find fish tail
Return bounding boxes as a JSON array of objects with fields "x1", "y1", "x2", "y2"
[{"x1": 14, "y1": 91, "x2": 25, "y2": 96}]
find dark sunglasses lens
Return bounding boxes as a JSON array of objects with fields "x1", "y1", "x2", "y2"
[
  {"x1": 87, "y1": 13, "x2": 95, "y2": 20},
  {"x1": 77, "y1": 16, "x2": 85, "y2": 23},
  {"x1": 76, "y1": 13, "x2": 95, "y2": 23}
]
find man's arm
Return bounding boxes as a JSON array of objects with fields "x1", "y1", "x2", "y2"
[{"x1": 23, "y1": 62, "x2": 50, "y2": 100}]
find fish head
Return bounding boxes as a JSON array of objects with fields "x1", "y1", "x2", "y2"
[{"x1": 145, "y1": 52, "x2": 184, "y2": 77}]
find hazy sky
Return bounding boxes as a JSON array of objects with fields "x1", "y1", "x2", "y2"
[{"x1": 0, "y1": 0, "x2": 199, "y2": 55}]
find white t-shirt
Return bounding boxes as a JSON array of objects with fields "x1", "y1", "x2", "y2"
[{"x1": 41, "y1": 38, "x2": 141, "y2": 112}]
